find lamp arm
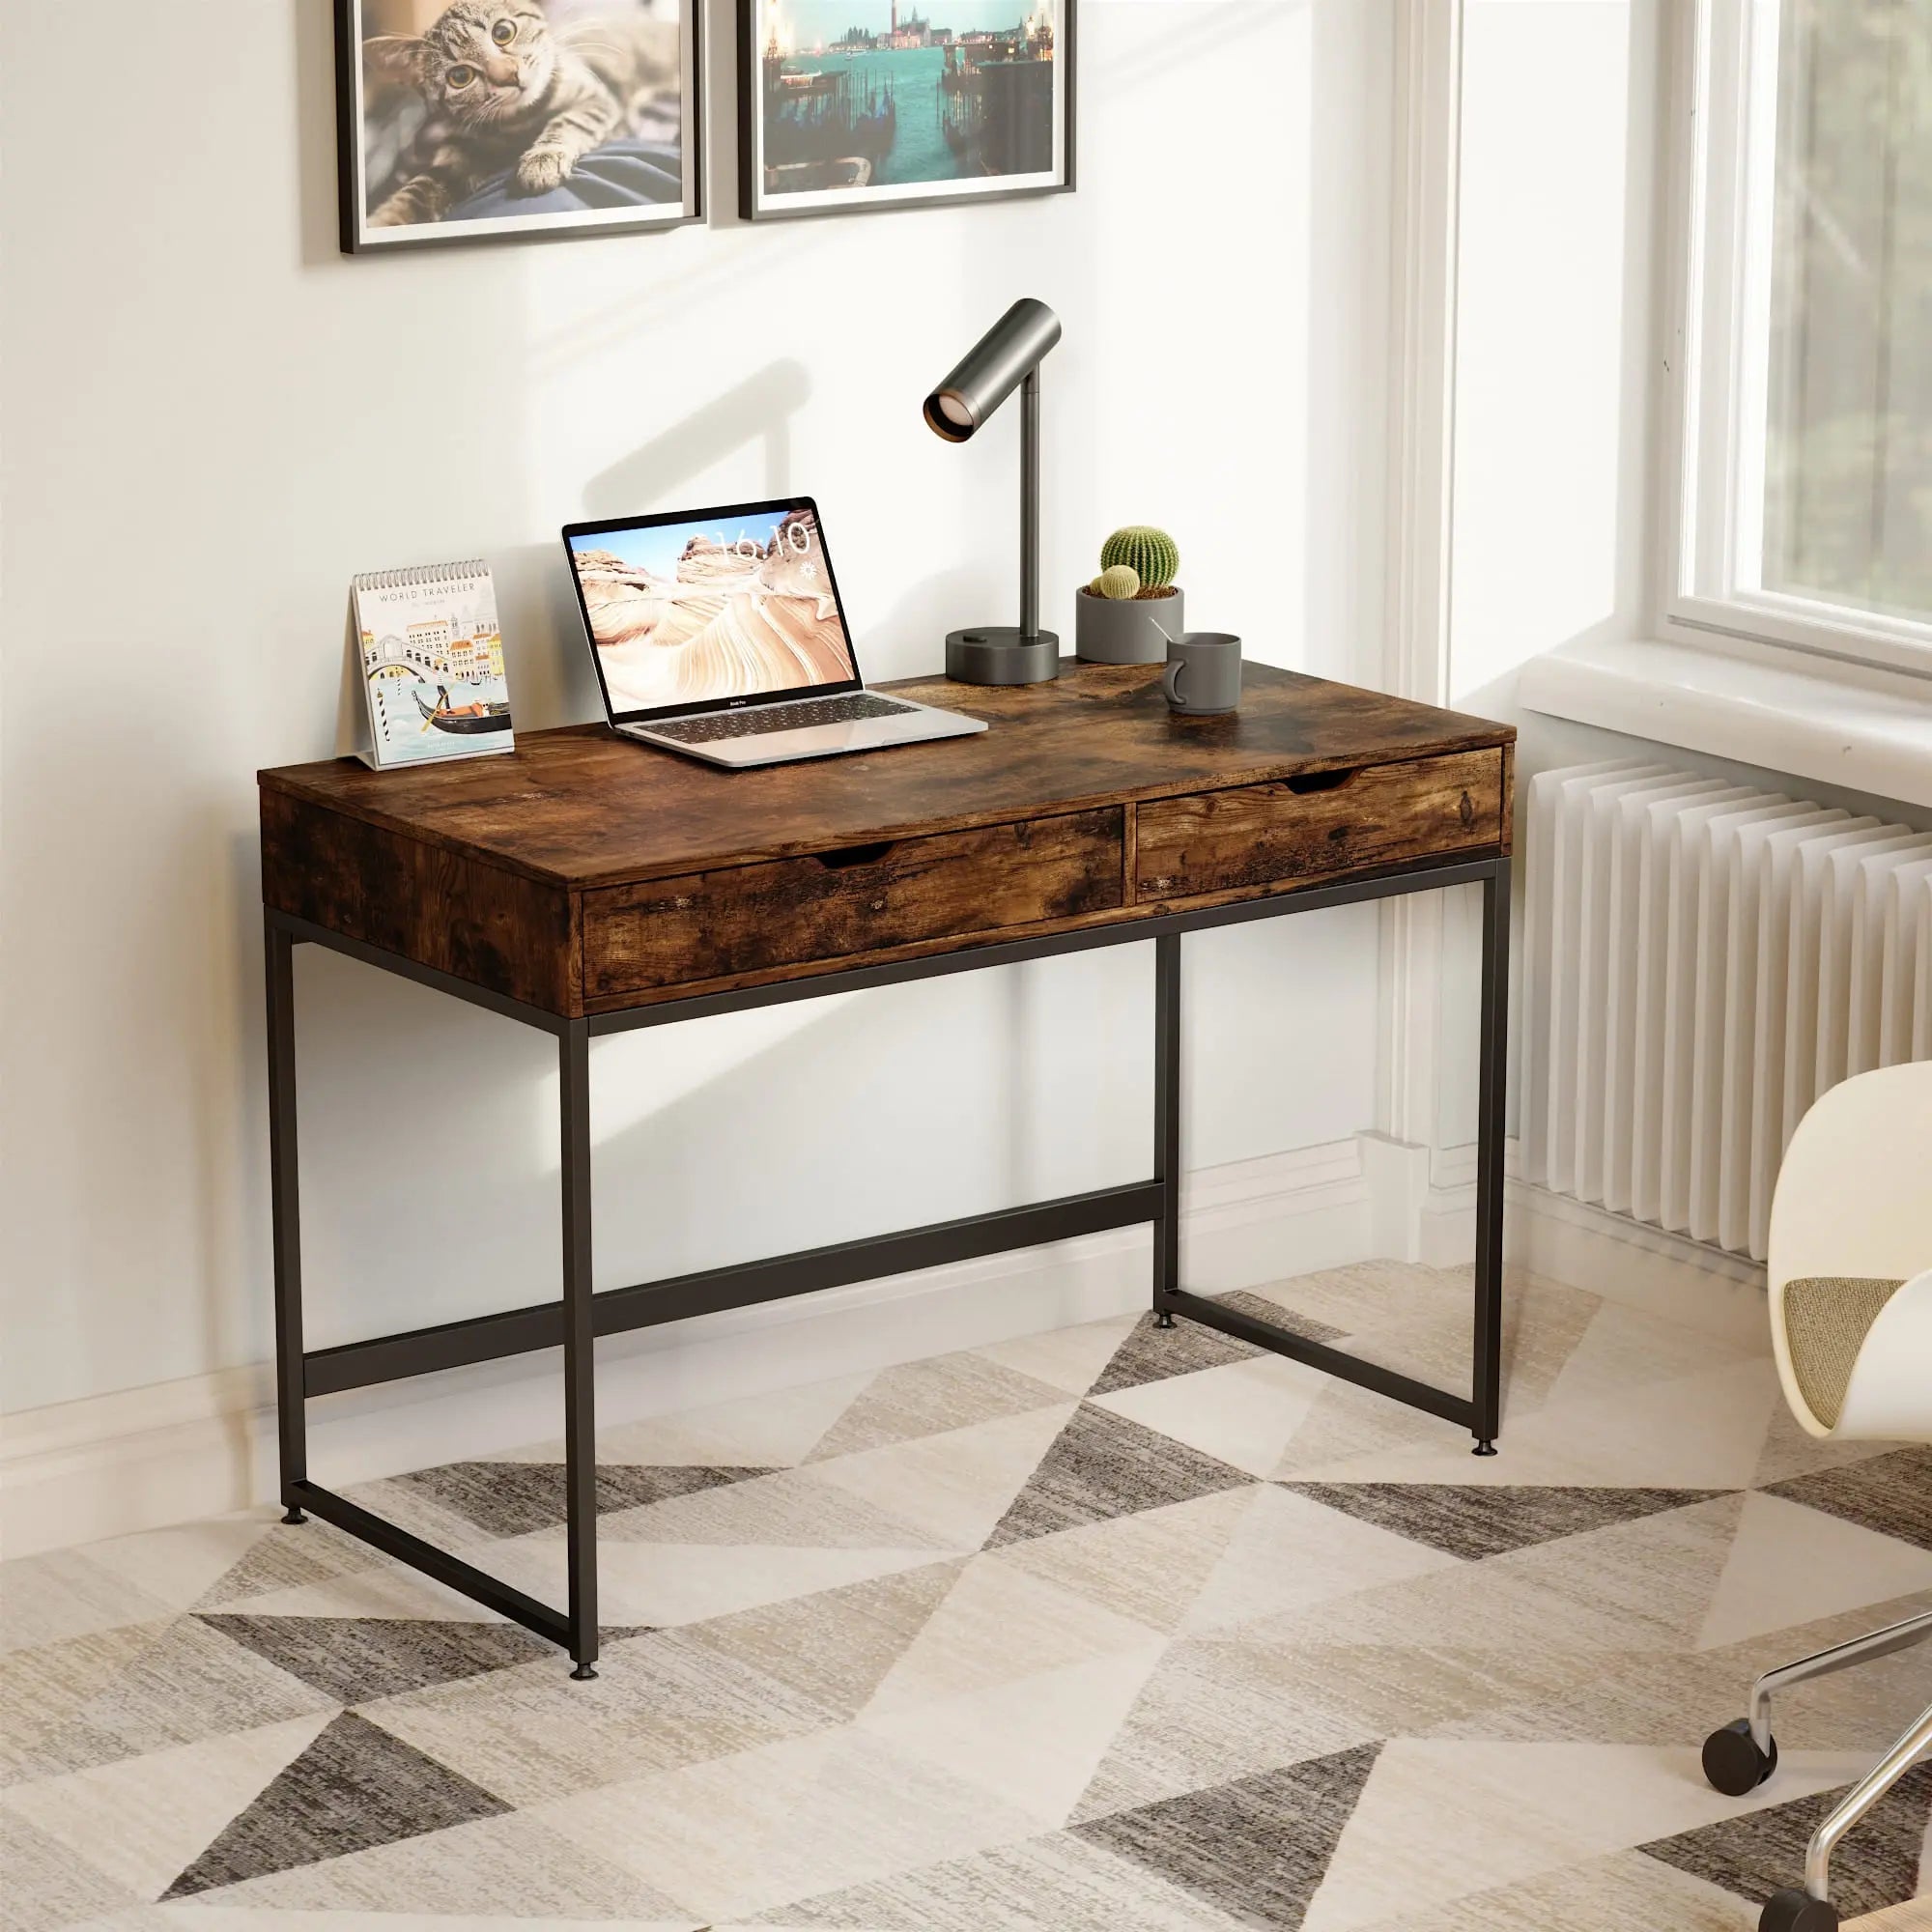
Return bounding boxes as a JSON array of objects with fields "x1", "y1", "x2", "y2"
[{"x1": 1020, "y1": 367, "x2": 1040, "y2": 641}]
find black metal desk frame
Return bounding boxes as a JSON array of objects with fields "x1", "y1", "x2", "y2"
[{"x1": 267, "y1": 849, "x2": 1511, "y2": 1677}]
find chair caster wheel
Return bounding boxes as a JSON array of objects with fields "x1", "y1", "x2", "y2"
[
  {"x1": 1760, "y1": 1888, "x2": 1836, "y2": 1932},
  {"x1": 1703, "y1": 1718, "x2": 1778, "y2": 1796}
]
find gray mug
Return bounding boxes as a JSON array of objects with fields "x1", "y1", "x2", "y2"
[{"x1": 1163, "y1": 631, "x2": 1242, "y2": 715}]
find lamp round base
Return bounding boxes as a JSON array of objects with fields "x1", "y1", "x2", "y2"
[{"x1": 945, "y1": 627, "x2": 1061, "y2": 687}]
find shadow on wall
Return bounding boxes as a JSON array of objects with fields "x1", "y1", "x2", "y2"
[
  {"x1": 534, "y1": 544, "x2": 608, "y2": 722},
  {"x1": 197, "y1": 823, "x2": 281, "y2": 1397},
  {"x1": 333, "y1": 604, "x2": 365, "y2": 754},
  {"x1": 1089, "y1": 0, "x2": 1282, "y2": 97},
  {"x1": 483, "y1": 359, "x2": 819, "y2": 723},
  {"x1": 570, "y1": 357, "x2": 986, "y2": 685},
  {"x1": 291, "y1": 0, "x2": 341, "y2": 267},
  {"x1": 415, "y1": 362, "x2": 818, "y2": 735},
  {"x1": 584, "y1": 360, "x2": 814, "y2": 518},
  {"x1": 860, "y1": 568, "x2": 983, "y2": 682}
]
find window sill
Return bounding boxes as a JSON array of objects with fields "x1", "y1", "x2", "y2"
[{"x1": 1517, "y1": 638, "x2": 1932, "y2": 811}]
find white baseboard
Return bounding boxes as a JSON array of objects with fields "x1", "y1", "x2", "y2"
[
  {"x1": 1418, "y1": 1140, "x2": 1480, "y2": 1267},
  {"x1": 1, "y1": 1142, "x2": 1375, "y2": 1558},
  {"x1": 1506, "y1": 1174, "x2": 1769, "y2": 1341},
  {"x1": 1358, "y1": 1133, "x2": 1767, "y2": 1332},
  {"x1": 1181, "y1": 1139, "x2": 1374, "y2": 1291},
  {"x1": 1358, "y1": 1132, "x2": 1479, "y2": 1268}
]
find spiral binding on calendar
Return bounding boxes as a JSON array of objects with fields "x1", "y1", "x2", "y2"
[{"x1": 352, "y1": 559, "x2": 486, "y2": 592}]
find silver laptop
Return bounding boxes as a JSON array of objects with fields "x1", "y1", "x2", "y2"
[{"x1": 562, "y1": 497, "x2": 986, "y2": 769}]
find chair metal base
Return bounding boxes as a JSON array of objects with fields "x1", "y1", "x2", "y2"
[
  {"x1": 1797, "y1": 1695, "x2": 1932, "y2": 1909},
  {"x1": 1707, "y1": 1609, "x2": 1932, "y2": 1912}
]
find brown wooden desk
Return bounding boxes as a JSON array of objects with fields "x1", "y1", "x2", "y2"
[{"x1": 259, "y1": 661, "x2": 1517, "y2": 1675}]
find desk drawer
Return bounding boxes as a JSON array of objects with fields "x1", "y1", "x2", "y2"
[
  {"x1": 584, "y1": 807, "x2": 1124, "y2": 997},
  {"x1": 1135, "y1": 750, "x2": 1502, "y2": 901}
]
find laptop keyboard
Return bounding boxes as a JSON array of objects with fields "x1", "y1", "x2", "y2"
[{"x1": 645, "y1": 693, "x2": 917, "y2": 744}]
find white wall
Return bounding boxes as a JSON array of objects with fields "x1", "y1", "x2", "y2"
[
  {"x1": 0, "y1": 0, "x2": 1398, "y2": 1428},
  {"x1": 1412, "y1": 0, "x2": 1654, "y2": 1154},
  {"x1": 1450, "y1": 0, "x2": 1651, "y2": 708}
]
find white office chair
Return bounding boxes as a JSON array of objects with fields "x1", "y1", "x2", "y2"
[{"x1": 1700, "y1": 1062, "x2": 1932, "y2": 1932}]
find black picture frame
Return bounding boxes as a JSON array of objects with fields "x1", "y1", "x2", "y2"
[
  {"x1": 333, "y1": 0, "x2": 704, "y2": 254},
  {"x1": 737, "y1": 0, "x2": 1075, "y2": 223}
]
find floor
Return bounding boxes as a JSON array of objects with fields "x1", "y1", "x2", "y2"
[{"x1": 4, "y1": 1261, "x2": 1930, "y2": 1932}]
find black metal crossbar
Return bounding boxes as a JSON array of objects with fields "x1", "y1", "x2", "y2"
[
  {"x1": 1161, "y1": 1290, "x2": 1476, "y2": 1428},
  {"x1": 304, "y1": 1181, "x2": 1167, "y2": 1398},
  {"x1": 285, "y1": 1479, "x2": 573, "y2": 1648}
]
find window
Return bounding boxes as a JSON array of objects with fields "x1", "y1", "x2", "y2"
[{"x1": 1669, "y1": 0, "x2": 1932, "y2": 674}]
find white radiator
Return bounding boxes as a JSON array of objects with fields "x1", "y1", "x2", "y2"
[{"x1": 1521, "y1": 761, "x2": 1932, "y2": 1261}]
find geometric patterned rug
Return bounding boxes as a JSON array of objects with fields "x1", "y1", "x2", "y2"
[
  {"x1": 1851, "y1": 1899, "x2": 1932, "y2": 1929},
  {"x1": 4, "y1": 1261, "x2": 1928, "y2": 1930}
]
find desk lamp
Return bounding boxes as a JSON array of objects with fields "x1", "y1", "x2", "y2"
[{"x1": 923, "y1": 297, "x2": 1064, "y2": 686}]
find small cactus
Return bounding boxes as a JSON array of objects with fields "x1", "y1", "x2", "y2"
[
  {"x1": 1100, "y1": 526, "x2": 1179, "y2": 595},
  {"x1": 1090, "y1": 564, "x2": 1141, "y2": 601}
]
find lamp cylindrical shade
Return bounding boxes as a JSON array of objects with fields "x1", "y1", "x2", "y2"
[{"x1": 923, "y1": 298, "x2": 1062, "y2": 441}]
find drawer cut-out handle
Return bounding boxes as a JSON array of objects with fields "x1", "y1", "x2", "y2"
[
  {"x1": 815, "y1": 840, "x2": 895, "y2": 870},
  {"x1": 1286, "y1": 767, "x2": 1357, "y2": 794}
]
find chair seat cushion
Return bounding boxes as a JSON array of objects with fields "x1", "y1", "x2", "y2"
[{"x1": 1783, "y1": 1276, "x2": 1907, "y2": 1428}]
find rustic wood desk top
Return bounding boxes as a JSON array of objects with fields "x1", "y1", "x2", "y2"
[{"x1": 261, "y1": 661, "x2": 1516, "y2": 1018}]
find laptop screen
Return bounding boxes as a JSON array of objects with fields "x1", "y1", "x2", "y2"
[{"x1": 563, "y1": 498, "x2": 862, "y2": 724}]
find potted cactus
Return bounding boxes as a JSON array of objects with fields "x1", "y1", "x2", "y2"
[{"x1": 1075, "y1": 526, "x2": 1183, "y2": 664}]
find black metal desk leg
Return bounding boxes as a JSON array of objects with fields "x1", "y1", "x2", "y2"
[
  {"x1": 1152, "y1": 933, "x2": 1181, "y2": 1328},
  {"x1": 1471, "y1": 861, "x2": 1512, "y2": 1455},
  {"x1": 559, "y1": 1020, "x2": 600, "y2": 1677},
  {"x1": 265, "y1": 915, "x2": 308, "y2": 1522}
]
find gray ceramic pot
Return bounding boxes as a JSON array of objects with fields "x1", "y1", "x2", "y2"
[{"x1": 1074, "y1": 585, "x2": 1183, "y2": 665}]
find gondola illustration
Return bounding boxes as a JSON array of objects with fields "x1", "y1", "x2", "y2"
[{"x1": 416, "y1": 684, "x2": 512, "y2": 735}]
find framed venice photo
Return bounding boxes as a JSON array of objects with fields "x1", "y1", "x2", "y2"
[
  {"x1": 334, "y1": 0, "x2": 701, "y2": 252},
  {"x1": 738, "y1": 0, "x2": 1073, "y2": 221}
]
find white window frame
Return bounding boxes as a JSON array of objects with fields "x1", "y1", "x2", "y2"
[{"x1": 1658, "y1": 0, "x2": 1932, "y2": 679}]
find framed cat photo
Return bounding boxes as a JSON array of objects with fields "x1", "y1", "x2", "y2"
[
  {"x1": 334, "y1": 0, "x2": 702, "y2": 252},
  {"x1": 738, "y1": 0, "x2": 1073, "y2": 222}
]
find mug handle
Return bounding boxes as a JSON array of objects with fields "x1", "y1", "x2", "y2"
[{"x1": 1163, "y1": 657, "x2": 1187, "y2": 707}]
